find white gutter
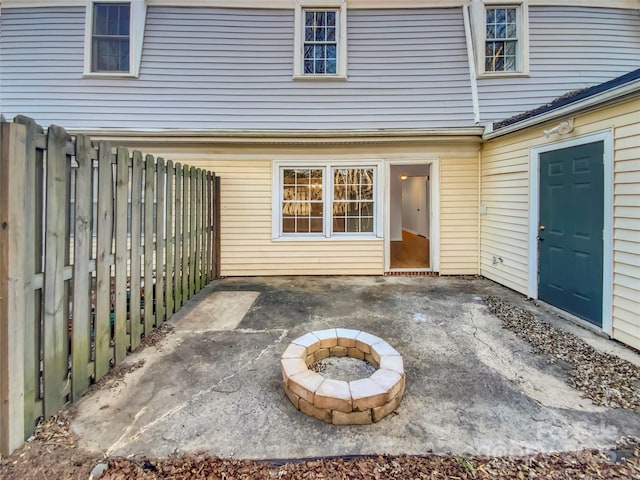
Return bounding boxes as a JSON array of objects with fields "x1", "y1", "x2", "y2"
[
  {"x1": 67, "y1": 126, "x2": 485, "y2": 139},
  {"x1": 483, "y1": 77, "x2": 640, "y2": 140},
  {"x1": 463, "y1": 4, "x2": 481, "y2": 125}
]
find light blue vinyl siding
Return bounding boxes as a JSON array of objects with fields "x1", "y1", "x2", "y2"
[
  {"x1": 2, "y1": 5, "x2": 638, "y2": 130},
  {"x1": 0, "y1": 6, "x2": 474, "y2": 130},
  {"x1": 477, "y1": 6, "x2": 640, "y2": 123}
]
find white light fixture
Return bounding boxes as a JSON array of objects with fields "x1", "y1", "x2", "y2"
[{"x1": 543, "y1": 119, "x2": 574, "y2": 138}]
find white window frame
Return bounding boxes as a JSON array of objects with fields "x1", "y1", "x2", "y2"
[
  {"x1": 272, "y1": 160, "x2": 383, "y2": 241},
  {"x1": 293, "y1": 0, "x2": 347, "y2": 79},
  {"x1": 473, "y1": 0, "x2": 529, "y2": 77},
  {"x1": 83, "y1": 0, "x2": 146, "y2": 78}
]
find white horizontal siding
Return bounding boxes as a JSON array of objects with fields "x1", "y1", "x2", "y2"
[
  {"x1": 0, "y1": 6, "x2": 474, "y2": 130},
  {"x1": 478, "y1": 6, "x2": 640, "y2": 123}
]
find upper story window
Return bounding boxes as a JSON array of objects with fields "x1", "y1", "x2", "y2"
[
  {"x1": 303, "y1": 10, "x2": 338, "y2": 75},
  {"x1": 485, "y1": 7, "x2": 517, "y2": 72},
  {"x1": 474, "y1": 1, "x2": 529, "y2": 76},
  {"x1": 294, "y1": 0, "x2": 347, "y2": 79},
  {"x1": 92, "y1": 3, "x2": 130, "y2": 72},
  {"x1": 84, "y1": 0, "x2": 146, "y2": 78}
]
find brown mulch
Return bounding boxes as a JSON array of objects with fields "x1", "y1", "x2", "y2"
[
  {"x1": 101, "y1": 441, "x2": 640, "y2": 479},
  {"x1": 2, "y1": 415, "x2": 639, "y2": 480},
  {"x1": 484, "y1": 295, "x2": 640, "y2": 410},
  {"x1": 0, "y1": 411, "x2": 101, "y2": 480}
]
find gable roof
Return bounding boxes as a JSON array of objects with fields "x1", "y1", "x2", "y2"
[{"x1": 486, "y1": 68, "x2": 640, "y2": 139}]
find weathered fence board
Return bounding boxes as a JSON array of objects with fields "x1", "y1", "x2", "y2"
[
  {"x1": 165, "y1": 160, "x2": 174, "y2": 320},
  {"x1": 182, "y1": 166, "x2": 190, "y2": 303},
  {"x1": 0, "y1": 117, "x2": 220, "y2": 456},
  {"x1": 42, "y1": 125, "x2": 71, "y2": 417},
  {"x1": 114, "y1": 147, "x2": 129, "y2": 363},
  {"x1": 144, "y1": 154, "x2": 155, "y2": 333},
  {"x1": 130, "y1": 151, "x2": 143, "y2": 351},
  {"x1": 0, "y1": 121, "x2": 27, "y2": 454},
  {"x1": 214, "y1": 175, "x2": 221, "y2": 278},
  {"x1": 13, "y1": 116, "x2": 43, "y2": 436},
  {"x1": 195, "y1": 169, "x2": 202, "y2": 292},
  {"x1": 189, "y1": 168, "x2": 197, "y2": 298},
  {"x1": 95, "y1": 141, "x2": 114, "y2": 383},
  {"x1": 155, "y1": 158, "x2": 166, "y2": 325},
  {"x1": 174, "y1": 163, "x2": 183, "y2": 310},
  {"x1": 71, "y1": 134, "x2": 93, "y2": 401}
]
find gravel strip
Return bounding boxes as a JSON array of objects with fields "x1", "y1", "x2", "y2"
[{"x1": 485, "y1": 295, "x2": 640, "y2": 410}]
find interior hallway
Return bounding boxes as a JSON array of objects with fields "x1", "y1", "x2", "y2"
[{"x1": 390, "y1": 230, "x2": 430, "y2": 269}]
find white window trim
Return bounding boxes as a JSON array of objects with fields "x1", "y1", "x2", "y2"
[
  {"x1": 272, "y1": 160, "x2": 383, "y2": 241},
  {"x1": 293, "y1": 0, "x2": 348, "y2": 80},
  {"x1": 472, "y1": 0, "x2": 529, "y2": 77},
  {"x1": 83, "y1": 0, "x2": 147, "y2": 78},
  {"x1": 528, "y1": 130, "x2": 614, "y2": 335}
]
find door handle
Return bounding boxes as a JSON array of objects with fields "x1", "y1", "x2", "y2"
[
  {"x1": 539, "y1": 225, "x2": 545, "y2": 231},
  {"x1": 537, "y1": 236, "x2": 544, "y2": 242}
]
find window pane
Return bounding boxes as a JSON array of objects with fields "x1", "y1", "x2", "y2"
[
  {"x1": 92, "y1": 3, "x2": 130, "y2": 72},
  {"x1": 281, "y1": 168, "x2": 323, "y2": 234},
  {"x1": 301, "y1": 8, "x2": 339, "y2": 76},
  {"x1": 331, "y1": 168, "x2": 375, "y2": 234},
  {"x1": 304, "y1": 60, "x2": 314, "y2": 74},
  {"x1": 504, "y1": 55, "x2": 516, "y2": 71}
]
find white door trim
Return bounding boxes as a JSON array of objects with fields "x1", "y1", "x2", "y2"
[
  {"x1": 528, "y1": 130, "x2": 614, "y2": 334},
  {"x1": 384, "y1": 158, "x2": 440, "y2": 272}
]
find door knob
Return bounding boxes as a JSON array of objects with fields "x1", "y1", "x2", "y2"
[{"x1": 539, "y1": 225, "x2": 545, "y2": 231}]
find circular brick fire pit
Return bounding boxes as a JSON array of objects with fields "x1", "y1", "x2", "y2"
[{"x1": 280, "y1": 328, "x2": 405, "y2": 425}]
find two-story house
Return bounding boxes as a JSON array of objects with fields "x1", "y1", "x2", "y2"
[{"x1": 1, "y1": 0, "x2": 639, "y2": 348}]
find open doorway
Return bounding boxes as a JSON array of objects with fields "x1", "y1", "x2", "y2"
[{"x1": 389, "y1": 164, "x2": 431, "y2": 270}]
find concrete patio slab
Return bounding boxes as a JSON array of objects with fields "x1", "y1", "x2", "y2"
[{"x1": 71, "y1": 276, "x2": 640, "y2": 460}]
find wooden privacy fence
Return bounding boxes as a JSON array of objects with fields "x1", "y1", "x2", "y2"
[{"x1": 0, "y1": 116, "x2": 220, "y2": 455}]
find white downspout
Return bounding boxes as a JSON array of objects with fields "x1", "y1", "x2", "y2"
[{"x1": 463, "y1": 5, "x2": 481, "y2": 125}]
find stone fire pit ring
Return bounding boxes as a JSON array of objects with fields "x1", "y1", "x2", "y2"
[{"x1": 281, "y1": 328, "x2": 405, "y2": 425}]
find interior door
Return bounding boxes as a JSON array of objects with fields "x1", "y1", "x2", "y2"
[
  {"x1": 416, "y1": 177, "x2": 429, "y2": 238},
  {"x1": 538, "y1": 141, "x2": 604, "y2": 326}
]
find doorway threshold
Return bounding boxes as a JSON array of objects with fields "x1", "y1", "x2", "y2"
[{"x1": 385, "y1": 269, "x2": 438, "y2": 276}]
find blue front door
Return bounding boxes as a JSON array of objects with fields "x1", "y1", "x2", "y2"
[{"x1": 538, "y1": 141, "x2": 604, "y2": 326}]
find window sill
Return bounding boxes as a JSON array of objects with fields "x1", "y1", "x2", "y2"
[
  {"x1": 83, "y1": 72, "x2": 139, "y2": 79},
  {"x1": 477, "y1": 71, "x2": 530, "y2": 79},
  {"x1": 293, "y1": 73, "x2": 348, "y2": 81},
  {"x1": 273, "y1": 235, "x2": 382, "y2": 242}
]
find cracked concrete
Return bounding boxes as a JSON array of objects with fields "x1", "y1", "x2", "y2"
[{"x1": 71, "y1": 276, "x2": 640, "y2": 460}]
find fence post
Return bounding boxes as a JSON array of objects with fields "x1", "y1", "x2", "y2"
[
  {"x1": 0, "y1": 121, "x2": 28, "y2": 455},
  {"x1": 213, "y1": 175, "x2": 221, "y2": 279}
]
